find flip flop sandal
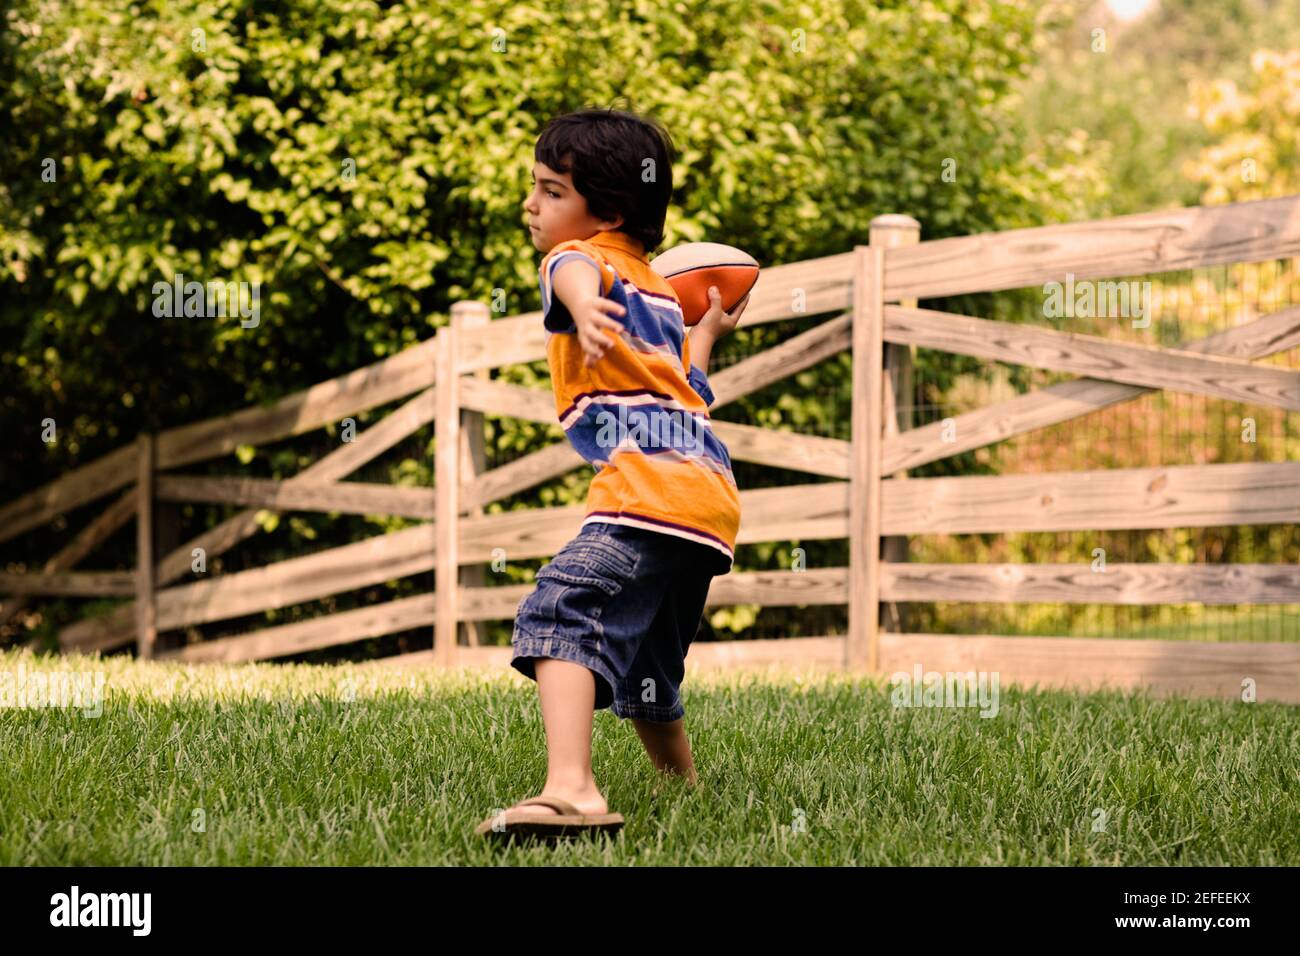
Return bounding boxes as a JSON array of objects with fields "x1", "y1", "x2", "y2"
[{"x1": 475, "y1": 795, "x2": 625, "y2": 842}]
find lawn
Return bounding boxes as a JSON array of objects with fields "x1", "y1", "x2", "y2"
[{"x1": 0, "y1": 648, "x2": 1294, "y2": 866}]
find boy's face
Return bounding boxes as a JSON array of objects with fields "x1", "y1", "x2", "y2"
[{"x1": 523, "y1": 159, "x2": 623, "y2": 254}]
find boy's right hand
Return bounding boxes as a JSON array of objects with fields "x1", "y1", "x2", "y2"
[
  {"x1": 571, "y1": 293, "x2": 627, "y2": 367},
  {"x1": 694, "y1": 285, "x2": 749, "y2": 340}
]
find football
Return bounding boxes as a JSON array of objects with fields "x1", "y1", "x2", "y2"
[{"x1": 649, "y1": 242, "x2": 760, "y2": 326}]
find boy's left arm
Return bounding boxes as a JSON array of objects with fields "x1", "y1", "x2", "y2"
[
  {"x1": 685, "y1": 333, "x2": 717, "y2": 407},
  {"x1": 686, "y1": 285, "x2": 749, "y2": 407}
]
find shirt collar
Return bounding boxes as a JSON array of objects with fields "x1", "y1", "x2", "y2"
[{"x1": 588, "y1": 229, "x2": 647, "y2": 261}]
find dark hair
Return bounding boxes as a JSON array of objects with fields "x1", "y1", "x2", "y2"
[{"x1": 534, "y1": 107, "x2": 675, "y2": 253}]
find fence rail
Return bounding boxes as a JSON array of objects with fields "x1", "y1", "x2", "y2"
[{"x1": 3, "y1": 195, "x2": 1299, "y2": 701}]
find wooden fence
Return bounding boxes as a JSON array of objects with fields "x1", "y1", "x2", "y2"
[{"x1": 3, "y1": 196, "x2": 1299, "y2": 703}]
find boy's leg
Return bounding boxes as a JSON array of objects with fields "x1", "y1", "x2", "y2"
[
  {"x1": 614, "y1": 548, "x2": 716, "y2": 785},
  {"x1": 508, "y1": 523, "x2": 648, "y2": 817},
  {"x1": 631, "y1": 717, "x2": 696, "y2": 785},
  {"x1": 530, "y1": 658, "x2": 609, "y2": 815},
  {"x1": 508, "y1": 521, "x2": 675, "y2": 817}
]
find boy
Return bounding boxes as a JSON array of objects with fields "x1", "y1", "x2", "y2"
[{"x1": 475, "y1": 108, "x2": 747, "y2": 840}]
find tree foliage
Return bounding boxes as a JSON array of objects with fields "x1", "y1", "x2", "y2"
[{"x1": 0, "y1": 0, "x2": 1098, "y2": 644}]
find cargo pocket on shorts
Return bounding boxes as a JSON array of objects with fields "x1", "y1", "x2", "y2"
[{"x1": 529, "y1": 533, "x2": 640, "y2": 642}]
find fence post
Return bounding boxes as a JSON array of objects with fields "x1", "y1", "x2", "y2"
[
  {"x1": 452, "y1": 300, "x2": 491, "y2": 648},
  {"x1": 135, "y1": 433, "x2": 157, "y2": 659},
  {"x1": 434, "y1": 322, "x2": 460, "y2": 667},
  {"x1": 848, "y1": 245, "x2": 885, "y2": 673},
  {"x1": 870, "y1": 214, "x2": 921, "y2": 635}
]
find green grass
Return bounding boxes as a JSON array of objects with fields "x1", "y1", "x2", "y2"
[{"x1": 0, "y1": 649, "x2": 1295, "y2": 866}]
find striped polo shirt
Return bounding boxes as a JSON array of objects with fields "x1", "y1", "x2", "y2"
[{"x1": 538, "y1": 229, "x2": 741, "y2": 572}]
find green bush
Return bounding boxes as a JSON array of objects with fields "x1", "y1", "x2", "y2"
[{"x1": 0, "y1": 0, "x2": 1097, "y2": 641}]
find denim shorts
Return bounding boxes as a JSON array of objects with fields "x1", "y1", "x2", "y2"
[{"x1": 510, "y1": 521, "x2": 724, "y2": 722}]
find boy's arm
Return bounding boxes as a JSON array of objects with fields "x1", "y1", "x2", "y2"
[
  {"x1": 686, "y1": 285, "x2": 749, "y2": 408},
  {"x1": 686, "y1": 328, "x2": 718, "y2": 408},
  {"x1": 545, "y1": 254, "x2": 626, "y2": 366},
  {"x1": 543, "y1": 254, "x2": 605, "y2": 332}
]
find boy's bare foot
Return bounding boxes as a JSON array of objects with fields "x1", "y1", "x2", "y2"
[
  {"x1": 514, "y1": 784, "x2": 609, "y2": 817},
  {"x1": 651, "y1": 761, "x2": 699, "y2": 792},
  {"x1": 632, "y1": 717, "x2": 697, "y2": 783}
]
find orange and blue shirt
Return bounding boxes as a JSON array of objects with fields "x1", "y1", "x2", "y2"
[{"x1": 538, "y1": 229, "x2": 740, "y2": 572}]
